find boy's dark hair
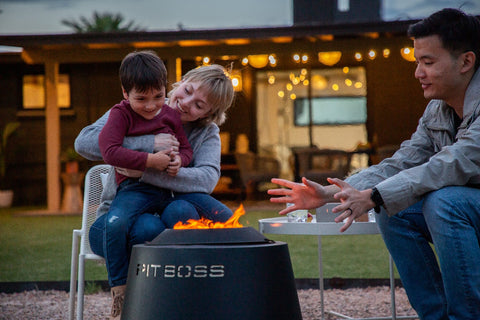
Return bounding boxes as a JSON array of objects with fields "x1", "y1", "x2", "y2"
[
  {"x1": 408, "y1": 8, "x2": 480, "y2": 70},
  {"x1": 119, "y1": 50, "x2": 167, "y2": 93}
]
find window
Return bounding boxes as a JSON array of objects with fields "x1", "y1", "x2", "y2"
[
  {"x1": 294, "y1": 96, "x2": 367, "y2": 126},
  {"x1": 22, "y1": 74, "x2": 71, "y2": 109}
]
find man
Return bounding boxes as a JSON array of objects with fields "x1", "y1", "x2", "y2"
[{"x1": 269, "y1": 8, "x2": 480, "y2": 320}]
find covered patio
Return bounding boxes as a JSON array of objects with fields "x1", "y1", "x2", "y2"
[{"x1": 0, "y1": 18, "x2": 424, "y2": 209}]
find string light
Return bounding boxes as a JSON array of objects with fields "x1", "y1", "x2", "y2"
[
  {"x1": 268, "y1": 54, "x2": 277, "y2": 67},
  {"x1": 318, "y1": 51, "x2": 342, "y2": 66},
  {"x1": 311, "y1": 75, "x2": 327, "y2": 90},
  {"x1": 230, "y1": 70, "x2": 242, "y2": 92},
  {"x1": 401, "y1": 47, "x2": 415, "y2": 62},
  {"x1": 268, "y1": 75, "x2": 276, "y2": 84},
  {"x1": 247, "y1": 54, "x2": 269, "y2": 68},
  {"x1": 383, "y1": 48, "x2": 391, "y2": 58}
]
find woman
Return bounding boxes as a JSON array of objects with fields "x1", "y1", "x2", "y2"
[{"x1": 74, "y1": 64, "x2": 235, "y2": 319}]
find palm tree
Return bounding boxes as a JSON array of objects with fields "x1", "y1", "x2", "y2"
[{"x1": 61, "y1": 11, "x2": 144, "y2": 33}]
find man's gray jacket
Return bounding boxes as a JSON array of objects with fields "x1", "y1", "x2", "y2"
[{"x1": 346, "y1": 69, "x2": 480, "y2": 216}]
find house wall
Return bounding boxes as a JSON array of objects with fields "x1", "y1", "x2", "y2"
[
  {"x1": 0, "y1": 61, "x2": 121, "y2": 205},
  {"x1": 0, "y1": 59, "x2": 253, "y2": 205},
  {"x1": 365, "y1": 48, "x2": 426, "y2": 146}
]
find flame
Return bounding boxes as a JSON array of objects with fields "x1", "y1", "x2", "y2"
[{"x1": 173, "y1": 204, "x2": 245, "y2": 229}]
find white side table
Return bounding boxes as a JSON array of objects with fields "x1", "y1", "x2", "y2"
[{"x1": 258, "y1": 213, "x2": 418, "y2": 320}]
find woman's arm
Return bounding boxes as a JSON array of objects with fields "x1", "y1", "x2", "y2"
[
  {"x1": 140, "y1": 124, "x2": 221, "y2": 193},
  {"x1": 74, "y1": 109, "x2": 156, "y2": 161},
  {"x1": 76, "y1": 111, "x2": 222, "y2": 194}
]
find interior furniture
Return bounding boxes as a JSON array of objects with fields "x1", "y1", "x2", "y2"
[
  {"x1": 234, "y1": 151, "x2": 280, "y2": 200},
  {"x1": 292, "y1": 147, "x2": 352, "y2": 184}
]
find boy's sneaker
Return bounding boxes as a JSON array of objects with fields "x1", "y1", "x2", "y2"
[{"x1": 109, "y1": 285, "x2": 126, "y2": 320}]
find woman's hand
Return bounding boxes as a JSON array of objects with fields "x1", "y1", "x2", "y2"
[
  {"x1": 268, "y1": 177, "x2": 332, "y2": 215},
  {"x1": 154, "y1": 133, "x2": 179, "y2": 154},
  {"x1": 328, "y1": 178, "x2": 374, "y2": 232}
]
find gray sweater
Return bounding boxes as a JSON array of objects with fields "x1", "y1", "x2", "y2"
[{"x1": 74, "y1": 110, "x2": 222, "y2": 217}]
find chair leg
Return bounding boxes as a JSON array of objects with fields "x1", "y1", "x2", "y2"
[
  {"x1": 76, "y1": 254, "x2": 86, "y2": 320},
  {"x1": 69, "y1": 230, "x2": 80, "y2": 320}
]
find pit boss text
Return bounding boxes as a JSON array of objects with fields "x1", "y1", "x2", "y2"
[{"x1": 135, "y1": 263, "x2": 225, "y2": 279}]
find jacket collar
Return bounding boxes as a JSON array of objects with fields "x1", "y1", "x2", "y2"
[{"x1": 463, "y1": 68, "x2": 480, "y2": 122}]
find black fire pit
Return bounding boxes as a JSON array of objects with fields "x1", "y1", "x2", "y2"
[{"x1": 121, "y1": 227, "x2": 302, "y2": 320}]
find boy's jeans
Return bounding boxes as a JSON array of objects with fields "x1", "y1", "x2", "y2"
[
  {"x1": 89, "y1": 180, "x2": 233, "y2": 287},
  {"x1": 376, "y1": 186, "x2": 480, "y2": 320}
]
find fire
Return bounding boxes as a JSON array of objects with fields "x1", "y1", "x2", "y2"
[{"x1": 173, "y1": 204, "x2": 245, "y2": 229}]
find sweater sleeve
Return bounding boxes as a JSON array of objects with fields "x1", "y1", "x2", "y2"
[
  {"x1": 173, "y1": 118, "x2": 193, "y2": 167},
  {"x1": 75, "y1": 109, "x2": 156, "y2": 161},
  {"x1": 140, "y1": 124, "x2": 221, "y2": 193},
  {"x1": 98, "y1": 107, "x2": 149, "y2": 170}
]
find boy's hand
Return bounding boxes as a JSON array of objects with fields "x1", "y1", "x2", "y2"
[
  {"x1": 166, "y1": 154, "x2": 181, "y2": 176},
  {"x1": 146, "y1": 149, "x2": 172, "y2": 171}
]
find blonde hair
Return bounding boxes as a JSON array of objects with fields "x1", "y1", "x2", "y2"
[{"x1": 169, "y1": 64, "x2": 234, "y2": 126}]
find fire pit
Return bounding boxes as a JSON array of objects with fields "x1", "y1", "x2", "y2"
[{"x1": 121, "y1": 213, "x2": 302, "y2": 320}]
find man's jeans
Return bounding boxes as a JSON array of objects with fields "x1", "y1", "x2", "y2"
[
  {"x1": 376, "y1": 186, "x2": 480, "y2": 320},
  {"x1": 89, "y1": 180, "x2": 233, "y2": 287}
]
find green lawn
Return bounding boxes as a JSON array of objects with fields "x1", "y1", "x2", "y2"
[{"x1": 0, "y1": 206, "x2": 395, "y2": 282}]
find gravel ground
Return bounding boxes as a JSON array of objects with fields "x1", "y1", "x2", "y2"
[{"x1": 0, "y1": 286, "x2": 418, "y2": 320}]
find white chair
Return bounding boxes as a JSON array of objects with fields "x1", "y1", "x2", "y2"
[{"x1": 69, "y1": 164, "x2": 111, "y2": 320}]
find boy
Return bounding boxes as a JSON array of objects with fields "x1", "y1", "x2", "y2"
[
  {"x1": 97, "y1": 51, "x2": 192, "y2": 318},
  {"x1": 99, "y1": 50, "x2": 192, "y2": 183}
]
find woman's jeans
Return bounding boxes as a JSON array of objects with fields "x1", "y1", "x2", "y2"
[
  {"x1": 89, "y1": 180, "x2": 233, "y2": 287},
  {"x1": 376, "y1": 186, "x2": 480, "y2": 320}
]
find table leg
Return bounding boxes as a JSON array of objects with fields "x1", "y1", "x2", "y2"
[
  {"x1": 317, "y1": 240, "x2": 414, "y2": 320},
  {"x1": 389, "y1": 255, "x2": 396, "y2": 320},
  {"x1": 318, "y1": 235, "x2": 325, "y2": 320}
]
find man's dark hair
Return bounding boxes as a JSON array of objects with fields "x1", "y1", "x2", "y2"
[
  {"x1": 119, "y1": 50, "x2": 167, "y2": 93},
  {"x1": 408, "y1": 8, "x2": 480, "y2": 70}
]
